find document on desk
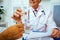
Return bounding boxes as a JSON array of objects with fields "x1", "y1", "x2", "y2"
[{"x1": 27, "y1": 31, "x2": 52, "y2": 39}]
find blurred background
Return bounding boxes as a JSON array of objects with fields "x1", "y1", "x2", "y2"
[{"x1": 0, "y1": 0, "x2": 60, "y2": 32}]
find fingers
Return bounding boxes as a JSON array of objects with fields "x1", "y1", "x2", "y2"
[
  {"x1": 11, "y1": 8, "x2": 28, "y2": 23},
  {"x1": 11, "y1": 8, "x2": 22, "y2": 20},
  {"x1": 55, "y1": 31, "x2": 60, "y2": 38},
  {"x1": 13, "y1": 11, "x2": 22, "y2": 18},
  {"x1": 17, "y1": 8, "x2": 22, "y2": 12},
  {"x1": 53, "y1": 31, "x2": 60, "y2": 38},
  {"x1": 51, "y1": 29, "x2": 59, "y2": 38},
  {"x1": 13, "y1": 13, "x2": 19, "y2": 17},
  {"x1": 11, "y1": 8, "x2": 24, "y2": 23},
  {"x1": 52, "y1": 29, "x2": 59, "y2": 36},
  {"x1": 15, "y1": 8, "x2": 22, "y2": 15}
]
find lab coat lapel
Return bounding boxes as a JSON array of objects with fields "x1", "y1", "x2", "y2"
[
  {"x1": 36, "y1": 6, "x2": 44, "y2": 18},
  {"x1": 29, "y1": 9, "x2": 36, "y2": 24},
  {"x1": 37, "y1": 11, "x2": 42, "y2": 18},
  {"x1": 30, "y1": 8, "x2": 36, "y2": 18}
]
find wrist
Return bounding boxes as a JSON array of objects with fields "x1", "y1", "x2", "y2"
[
  {"x1": 16, "y1": 21, "x2": 22, "y2": 24},
  {"x1": 16, "y1": 22, "x2": 22, "y2": 24}
]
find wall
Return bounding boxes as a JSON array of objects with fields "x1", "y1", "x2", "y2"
[{"x1": 3, "y1": 0, "x2": 15, "y2": 26}]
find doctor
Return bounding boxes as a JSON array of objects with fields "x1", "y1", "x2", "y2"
[{"x1": 12, "y1": 0, "x2": 60, "y2": 40}]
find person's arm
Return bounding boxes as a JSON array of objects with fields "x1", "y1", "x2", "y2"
[
  {"x1": 46, "y1": 11, "x2": 60, "y2": 38},
  {"x1": 26, "y1": 11, "x2": 58, "y2": 39}
]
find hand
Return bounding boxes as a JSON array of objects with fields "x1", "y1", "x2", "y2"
[
  {"x1": 11, "y1": 8, "x2": 22, "y2": 23},
  {"x1": 0, "y1": 24, "x2": 24, "y2": 40},
  {"x1": 51, "y1": 28, "x2": 60, "y2": 38}
]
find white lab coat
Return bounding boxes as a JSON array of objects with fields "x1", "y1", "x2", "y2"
[{"x1": 21, "y1": 5, "x2": 57, "y2": 40}]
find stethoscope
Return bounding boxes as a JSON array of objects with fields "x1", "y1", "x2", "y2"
[
  {"x1": 27, "y1": 9, "x2": 45, "y2": 23},
  {"x1": 33, "y1": 10, "x2": 46, "y2": 32},
  {"x1": 33, "y1": 10, "x2": 45, "y2": 17},
  {"x1": 22, "y1": 10, "x2": 46, "y2": 40},
  {"x1": 27, "y1": 9, "x2": 46, "y2": 32}
]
